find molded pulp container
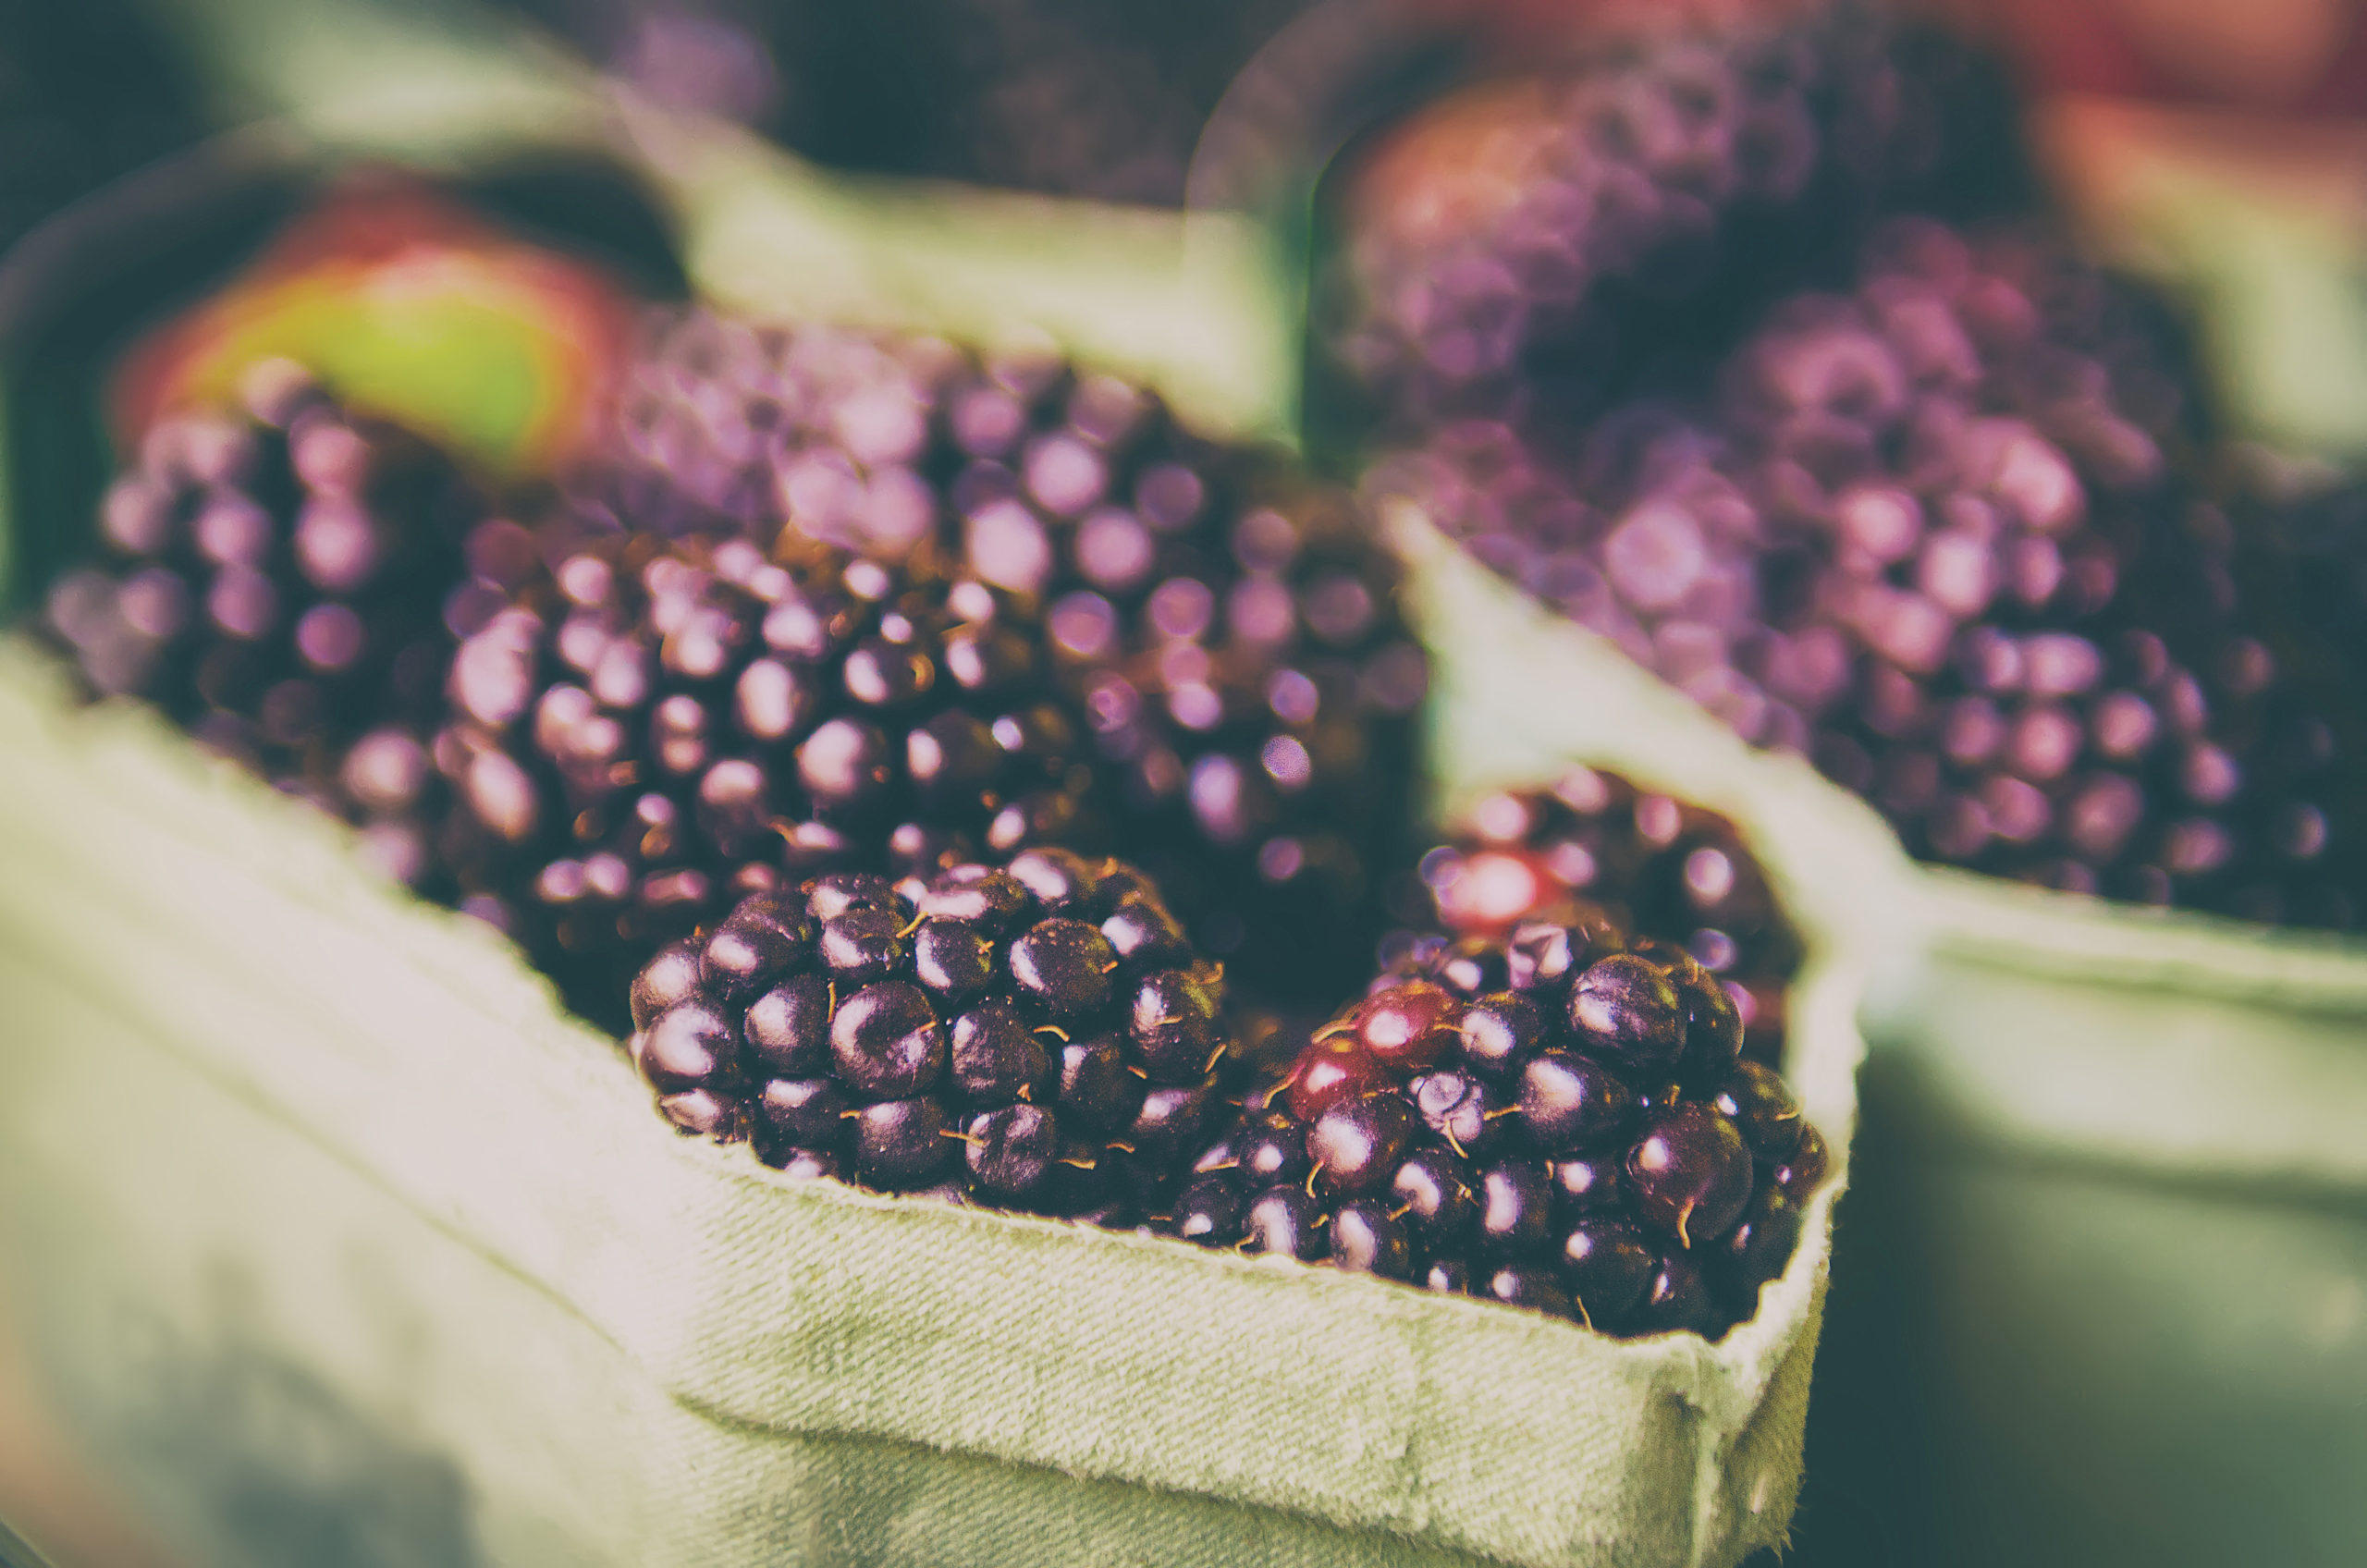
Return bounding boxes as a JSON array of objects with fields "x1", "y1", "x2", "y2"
[{"x1": 0, "y1": 138, "x2": 1860, "y2": 1568}]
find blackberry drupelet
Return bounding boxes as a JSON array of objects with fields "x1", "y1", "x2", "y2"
[
  {"x1": 41, "y1": 365, "x2": 486, "y2": 891},
  {"x1": 579, "y1": 310, "x2": 1429, "y2": 1003},
  {"x1": 1394, "y1": 766, "x2": 1803, "y2": 1065},
  {"x1": 435, "y1": 526, "x2": 1106, "y2": 1026},
  {"x1": 1171, "y1": 917, "x2": 1826, "y2": 1339},
  {"x1": 624, "y1": 851, "x2": 1238, "y2": 1223}
]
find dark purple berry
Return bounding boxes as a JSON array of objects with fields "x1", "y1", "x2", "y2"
[
  {"x1": 1172, "y1": 1176, "x2": 1244, "y2": 1244},
  {"x1": 1233, "y1": 1108, "x2": 1311, "y2": 1188},
  {"x1": 965, "y1": 1104, "x2": 1061, "y2": 1198},
  {"x1": 1408, "y1": 1067, "x2": 1502, "y2": 1155},
  {"x1": 631, "y1": 940, "x2": 702, "y2": 1030},
  {"x1": 1457, "y1": 991, "x2": 1543, "y2": 1076},
  {"x1": 818, "y1": 907, "x2": 909, "y2": 984},
  {"x1": 1672, "y1": 962, "x2": 1746, "y2": 1084},
  {"x1": 700, "y1": 894, "x2": 813, "y2": 1005},
  {"x1": 810, "y1": 873, "x2": 900, "y2": 920},
  {"x1": 754, "y1": 1078, "x2": 847, "y2": 1151},
  {"x1": 1330, "y1": 1200, "x2": 1413, "y2": 1280},
  {"x1": 1625, "y1": 1105, "x2": 1754, "y2": 1247},
  {"x1": 1308, "y1": 1094, "x2": 1418, "y2": 1196},
  {"x1": 851, "y1": 1097, "x2": 951, "y2": 1187},
  {"x1": 1424, "y1": 1259, "x2": 1472, "y2": 1294},
  {"x1": 1392, "y1": 1146, "x2": 1478, "y2": 1248},
  {"x1": 1242, "y1": 1184, "x2": 1325, "y2": 1260},
  {"x1": 1559, "y1": 1219, "x2": 1657, "y2": 1329},
  {"x1": 761, "y1": 1146, "x2": 840, "y2": 1179},
  {"x1": 949, "y1": 1001, "x2": 1044, "y2": 1104},
  {"x1": 829, "y1": 982, "x2": 946, "y2": 1097},
  {"x1": 1548, "y1": 1154, "x2": 1625, "y2": 1217},
  {"x1": 1055, "y1": 1036, "x2": 1142, "y2": 1131},
  {"x1": 1485, "y1": 1265, "x2": 1577, "y2": 1320},
  {"x1": 1633, "y1": 1252, "x2": 1727, "y2": 1339},
  {"x1": 1010, "y1": 917, "x2": 1117, "y2": 1018},
  {"x1": 1769, "y1": 1123, "x2": 1831, "y2": 1202},
  {"x1": 743, "y1": 974, "x2": 833, "y2": 1075},
  {"x1": 1707, "y1": 1184, "x2": 1805, "y2": 1312},
  {"x1": 1570, "y1": 955, "x2": 1685, "y2": 1071},
  {"x1": 1518, "y1": 1051, "x2": 1640, "y2": 1154},
  {"x1": 919, "y1": 866, "x2": 1033, "y2": 932},
  {"x1": 1711, "y1": 1060, "x2": 1805, "y2": 1158},
  {"x1": 1005, "y1": 847, "x2": 1099, "y2": 913},
  {"x1": 1101, "y1": 898, "x2": 1191, "y2": 970},
  {"x1": 1125, "y1": 1084, "x2": 1213, "y2": 1164},
  {"x1": 1477, "y1": 1160, "x2": 1554, "y2": 1256},
  {"x1": 642, "y1": 1003, "x2": 739, "y2": 1094},
  {"x1": 1129, "y1": 969, "x2": 1224, "y2": 1083},
  {"x1": 913, "y1": 918, "x2": 996, "y2": 998}
]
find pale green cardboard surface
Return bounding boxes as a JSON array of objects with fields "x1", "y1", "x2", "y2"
[{"x1": 0, "y1": 638, "x2": 1847, "y2": 1567}]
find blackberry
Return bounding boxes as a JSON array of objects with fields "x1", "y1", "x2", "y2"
[
  {"x1": 578, "y1": 309, "x2": 1429, "y2": 1003},
  {"x1": 41, "y1": 365, "x2": 485, "y2": 891},
  {"x1": 1309, "y1": 6, "x2": 2032, "y2": 450},
  {"x1": 435, "y1": 526, "x2": 1107, "y2": 1028},
  {"x1": 1172, "y1": 924, "x2": 1826, "y2": 1338},
  {"x1": 625, "y1": 851, "x2": 1238, "y2": 1223},
  {"x1": 1375, "y1": 214, "x2": 2361, "y2": 927},
  {"x1": 1392, "y1": 766, "x2": 1802, "y2": 1065}
]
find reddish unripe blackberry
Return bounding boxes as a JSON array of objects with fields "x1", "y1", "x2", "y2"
[
  {"x1": 42, "y1": 369, "x2": 485, "y2": 892},
  {"x1": 1394, "y1": 766, "x2": 1803, "y2": 1064},
  {"x1": 1171, "y1": 916, "x2": 1825, "y2": 1339},
  {"x1": 624, "y1": 853, "x2": 1235, "y2": 1222},
  {"x1": 435, "y1": 531, "x2": 1108, "y2": 1026},
  {"x1": 580, "y1": 309, "x2": 1430, "y2": 1004}
]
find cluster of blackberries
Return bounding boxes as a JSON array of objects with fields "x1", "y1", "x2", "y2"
[
  {"x1": 40, "y1": 365, "x2": 484, "y2": 892},
  {"x1": 1391, "y1": 767, "x2": 1802, "y2": 1066},
  {"x1": 1309, "y1": 6, "x2": 2030, "y2": 450},
  {"x1": 579, "y1": 309, "x2": 1429, "y2": 999},
  {"x1": 32, "y1": 352, "x2": 1825, "y2": 1341},
  {"x1": 626, "y1": 850, "x2": 1237, "y2": 1217},
  {"x1": 435, "y1": 526, "x2": 1101, "y2": 1024},
  {"x1": 1170, "y1": 927, "x2": 1825, "y2": 1339},
  {"x1": 1370, "y1": 215, "x2": 2361, "y2": 927}
]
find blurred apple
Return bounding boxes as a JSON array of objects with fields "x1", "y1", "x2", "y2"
[{"x1": 112, "y1": 175, "x2": 640, "y2": 476}]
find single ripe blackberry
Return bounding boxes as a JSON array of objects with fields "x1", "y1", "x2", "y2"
[
  {"x1": 40, "y1": 364, "x2": 485, "y2": 891},
  {"x1": 579, "y1": 310, "x2": 1429, "y2": 1004},
  {"x1": 1390, "y1": 766, "x2": 1803, "y2": 1067},
  {"x1": 435, "y1": 527, "x2": 1106, "y2": 1027},
  {"x1": 625, "y1": 850, "x2": 1238, "y2": 1224},
  {"x1": 1171, "y1": 920, "x2": 1826, "y2": 1339},
  {"x1": 1308, "y1": 6, "x2": 2032, "y2": 449}
]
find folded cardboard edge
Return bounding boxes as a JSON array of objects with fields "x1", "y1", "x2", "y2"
[{"x1": 0, "y1": 637, "x2": 1825, "y2": 1568}]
